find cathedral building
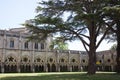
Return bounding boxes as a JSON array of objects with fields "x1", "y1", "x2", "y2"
[{"x1": 0, "y1": 28, "x2": 117, "y2": 73}]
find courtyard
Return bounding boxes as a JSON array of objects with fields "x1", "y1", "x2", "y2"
[{"x1": 0, "y1": 72, "x2": 119, "y2": 80}]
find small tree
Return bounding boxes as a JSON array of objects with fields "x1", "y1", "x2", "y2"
[
  {"x1": 50, "y1": 38, "x2": 68, "y2": 50},
  {"x1": 110, "y1": 44, "x2": 117, "y2": 51}
]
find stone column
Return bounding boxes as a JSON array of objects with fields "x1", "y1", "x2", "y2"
[
  {"x1": 2, "y1": 30, "x2": 7, "y2": 73},
  {"x1": 57, "y1": 64, "x2": 60, "y2": 72},
  {"x1": 17, "y1": 63, "x2": 20, "y2": 73},
  {"x1": 79, "y1": 52, "x2": 81, "y2": 71},
  {"x1": 31, "y1": 42, "x2": 35, "y2": 73},
  {"x1": 68, "y1": 51, "x2": 71, "y2": 72},
  {"x1": 18, "y1": 33, "x2": 22, "y2": 73},
  {"x1": 1, "y1": 62, "x2": 4, "y2": 73},
  {"x1": 69, "y1": 66, "x2": 72, "y2": 72},
  {"x1": 44, "y1": 63, "x2": 48, "y2": 72},
  {"x1": 56, "y1": 50, "x2": 60, "y2": 72}
]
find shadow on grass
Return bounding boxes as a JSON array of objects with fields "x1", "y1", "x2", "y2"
[{"x1": 1, "y1": 73, "x2": 120, "y2": 80}]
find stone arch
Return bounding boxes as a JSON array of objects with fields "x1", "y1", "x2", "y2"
[
  {"x1": 4, "y1": 54, "x2": 17, "y2": 73},
  {"x1": 70, "y1": 58, "x2": 78, "y2": 64},
  {"x1": 96, "y1": 59, "x2": 103, "y2": 71},
  {"x1": 5, "y1": 54, "x2": 17, "y2": 63},
  {"x1": 81, "y1": 58, "x2": 88, "y2": 71},
  {"x1": 20, "y1": 55, "x2": 31, "y2": 72},
  {"x1": 51, "y1": 63, "x2": 56, "y2": 72},
  {"x1": 59, "y1": 57, "x2": 68, "y2": 72},
  {"x1": 59, "y1": 56, "x2": 68, "y2": 65},
  {"x1": 47, "y1": 57, "x2": 56, "y2": 64},
  {"x1": 104, "y1": 58, "x2": 112, "y2": 71},
  {"x1": 34, "y1": 56, "x2": 44, "y2": 64},
  {"x1": 47, "y1": 57, "x2": 56, "y2": 72},
  {"x1": 20, "y1": 55, "x2": 31, "y2": 64},
  {"x1": 70, "y1": 58, "x2": 79, "y2": 72},
  {"x1": 34, "y1": 56, "x2": 44, "y2": 72}
]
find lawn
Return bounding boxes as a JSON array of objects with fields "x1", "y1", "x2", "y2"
[{"x1": 0, "y1": 72, "x2": 119, "y2": 80}]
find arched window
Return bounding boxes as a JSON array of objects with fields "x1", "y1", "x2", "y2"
[
  {"x1": 8, "y1": 56, "x2": 14, "y2": 62},
  {"x1": 41, "y1": 43, "x2": 44, "y2": 49},
  {"x1": 108, "y1": 59, "x2": 111, "y2": 62},
  {"x1": 99, "y1": 60, "x2": 102, "y2": 63},
  {"x1": 72, "y1": 59, "x2": 75, "y2": 63},
  {"x1": 61, "y1": 58, "x2": 65, "y2": 63},
  {"x1": 49, "y1": 58, "x2": 53, "y2": 62},
  {"x1": 10, "y1": 40, "x2": 14, "y2": 48},
  {"x1": 24, "y1": 42, "x2": 28, "y2": 49},
  {"x1": 23, "y1": 57, "x2": 28, "y2": 62},
  {"x1": 34, "y1": 42, "x2": 38, "y2": 49},
  {"x1": 82, "y1": 59, "x2": 85, "y2": 63}
]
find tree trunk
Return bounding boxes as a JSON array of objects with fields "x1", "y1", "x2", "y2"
[
  {"x1": 116, "y1": 21, "x2": 120, "y2": 73},
  {"x1": 87, "y1": 22, "x2": 96, "y2": 75},
  {"x1": 87, "y1": 39, "x2": 96, "y2": 75}
]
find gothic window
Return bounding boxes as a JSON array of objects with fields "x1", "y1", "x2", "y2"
[
  {"x1": 23, "y1": 57, "x2": 28, "y2": 62},
  {"x1": 10, "y1": 40, "x2": 14, "y2": 48},
  {"x1": 8, "y1": 57, "x2": 14, "y2": 62},
  {"x1": 82, "y1": 59, "x2": 85, "y2": 63},
  {"x1": 72, "y1": 59, "x2": 75, "y2": 63},
  {"x1": 24, "y1": 42, "x2": 28, "y2": 49},
  {"x1": 34, "y1": 42, "x2": 38, "y2": 49},
  {"x1": 41, "y1": 43, "x2": 44, "y2": 49},
  {"x1": 49, "y1": 58, "x2": 53, "y2": 62},
  {"x1": 108, "y1": 59, "x2": 111, "y2": 62},
  {"x1": 61, "y1": 58, "x2": 64, "y2": 62},
  {"x1": 5, "y1": 56, "x2": 16, "y2": 62},
  {"x1": 37, "y1": 58, "x2": 41, "y2": 62}
]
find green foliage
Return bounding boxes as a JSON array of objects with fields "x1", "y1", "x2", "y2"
[
  {"x1": 110, "y1": 44, "x2": 117, "y2": 51},
  {"x1": 102, "y1": 1, "x2": 120, "y2": 37},
  {"x1": 50, "y1": 38, "x2": 68, "y2": 50}
]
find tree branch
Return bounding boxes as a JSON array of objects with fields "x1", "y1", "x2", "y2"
[{"x1": 96, "y1": 27, "x2": 110, "y2": 48}]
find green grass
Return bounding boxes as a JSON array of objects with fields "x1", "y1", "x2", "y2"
[{"x1": 0, "y1": 72, "x2": 119, "y2": 80}]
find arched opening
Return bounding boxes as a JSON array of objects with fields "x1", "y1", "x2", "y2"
[
  {"x1": 4, "y1": 56, "x2": 17, "y2": 73},
  {"x1": 104, "y1": 66, "x2": 112, "y2": 71},
  {"x1": 20, "y1": 56, "x2": 31, "y2": 73},
  {"x1": 82, "y1": 66, "x2": 88, "y2": 71},
  {"x1": 4, "y1": 65, "x2": 17, "y2": 73},
  {"x1": 40, "y1": 65, "x2": 44, "y2": 72},
  {"x1": 35, "y1": 65, "x2": 44, "y2": 72},
  {"x1": 20, "y1": 65, "x2": 31, "y2": 73},
  {"x1": 34, "y1": 57, "x2": 44, "y2": 72},
  {"x1": 11, "y1": 65, "x2": 17, "y2": 72},
  {"x1": 0, "y1": 65, "x2": 1, "y2": 73},
  {"x1": 60, "y1": 65, "x2": 68, "y2": 72},
  {"x1": 51, "y1": 64, "x2": 56, "y2": 72},
  {"x1": 72, "y1": 66, "x2": 78, "y2": 72},
  {"x1": 47, "y1": 63, "x2": 50, "y2": 72},
  {"x1": 96, "y1": 60, "x2": 103, "y2": 71}
]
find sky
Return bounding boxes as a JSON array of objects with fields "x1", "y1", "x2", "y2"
[{"x1": 0, "y1": 0, "x2": 115, "y2": 51}]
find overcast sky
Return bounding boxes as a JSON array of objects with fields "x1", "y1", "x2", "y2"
[
  {"x1": 0, "y1": 0, "x2": 115, "y2": 51},
  {"x1": 0, "y1": 0, "x2": 38, "y2": 29}
]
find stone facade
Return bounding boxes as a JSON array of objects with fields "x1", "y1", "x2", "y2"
[{"x1": 0, "y1": 28, "x2": 117, "y2": 73}]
